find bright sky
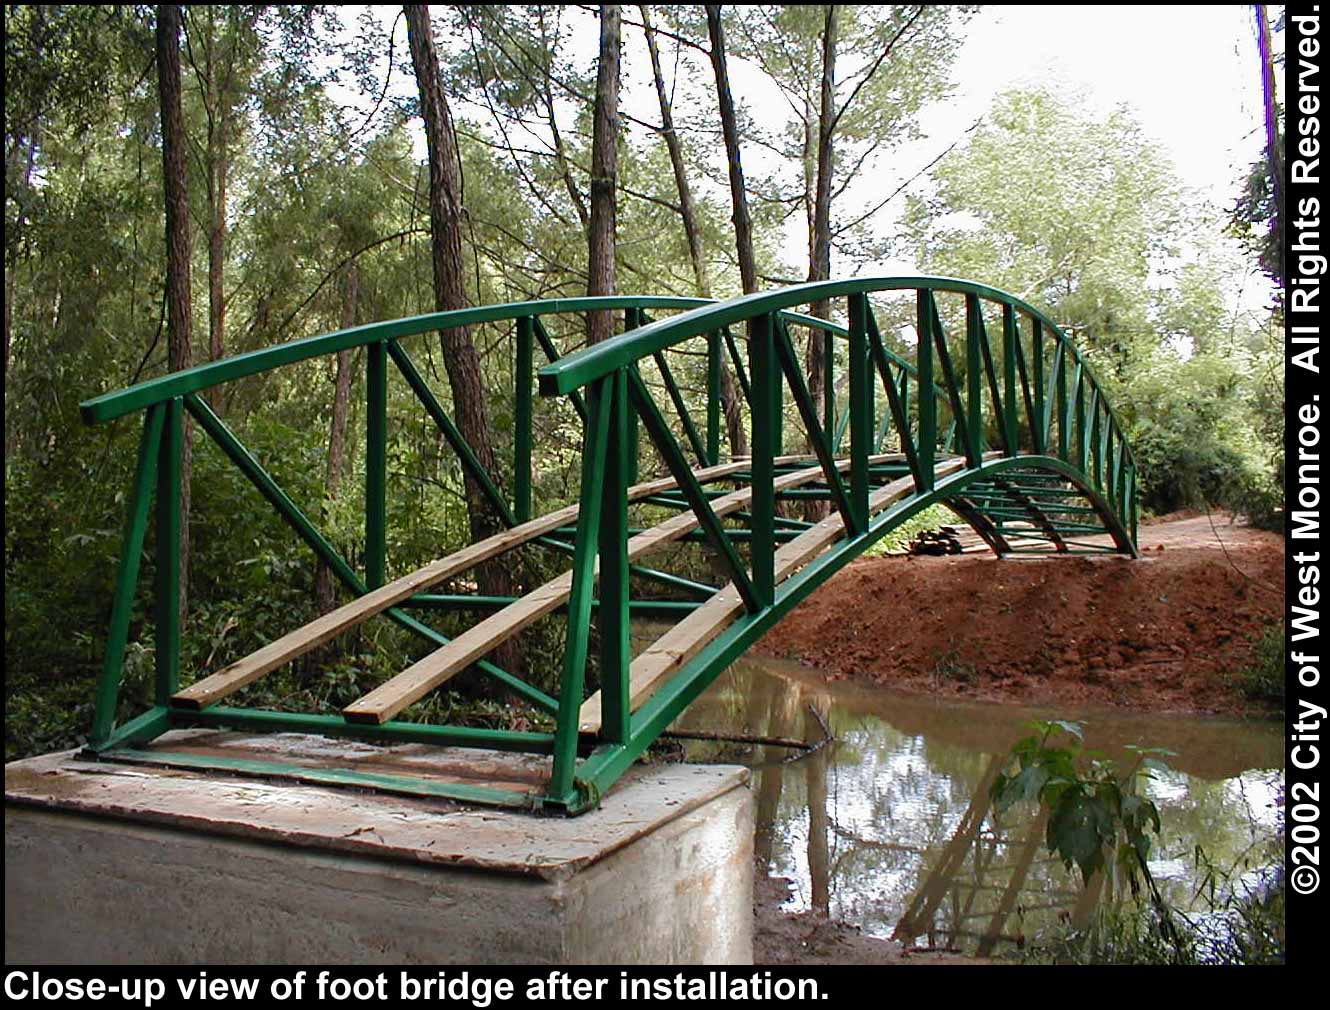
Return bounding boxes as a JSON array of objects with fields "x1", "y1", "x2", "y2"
[
  {"x1": 935, "y1": 5, "x2": 1270, "y2": 205},
  {"x1": 358, "y1": 4, "x2": 1275, "y2": 287}
]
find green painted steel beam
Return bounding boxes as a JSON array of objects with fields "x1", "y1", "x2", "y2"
[
  {"x1": 98, "y1": 747, "x2": 539, "y2": 808},
  {"x1": 85, "y1": 705, "x2": 172, "y2": 754},
  {"x1": 560, "y1": 454, "x2": 1131, "y2": 811},
  {"x1": 515, "y1": 316, "x2": 534, "y2": 522},
  {"x1": 773, "y1": 316, "x2": 857, "y2": 534},
  {"x1": 549, "y1": 379, "x2": 612, "y2": 803},
  {"x1": 82, "y1": 296, "x2": 714, "y2": 424},
  {"x1": 92, "y1": 405, "x2": 163, "y2": 745},
  {"x1": 154, "y1": 398, "x2": 183, "y2": 705},
  {"x1": 366, "y1": 340, "x2": 388, "y2": 588},
  {"x1": 176, "y1": 706, "x2": 557, "y2": 753},
  {"x1": 388, "y1": 340, "x2": 517, "y2": 530},
  {"x1": 404, "y1": 594, "x2": 704, "y2": 616},
  {"x1": 627, "y1": 367, "x2": 760, "y2": 612}
]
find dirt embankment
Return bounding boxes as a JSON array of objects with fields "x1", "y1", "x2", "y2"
[{"x1": 754, "y1": 513, "x2": 1284, "y2": 716}]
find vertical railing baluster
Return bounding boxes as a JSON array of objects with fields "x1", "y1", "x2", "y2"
[
  {"x1": 1063, "y1": 356, "x2": 1081, "y2": 465},
  {"x1": 749, "y1": 313, "x2": 777, "y2": 605},
  {"x1": 366, "y1": 339, "x2": 387, "y2": 589},
  {"x1": 154, "y1": 397, "x2": 184, "y2": 705},
  {"x1": 848, "y1": 294, "x2": 871, "y2": 531},
  {"x1": 1032, "y1": 319, "x2": 1045, "y2": 454},
  {"x1": 1044, "y1": 340, "x2": 1064, "y2": 457},
  {"x1": 624, "y1": 308, "x2": 641, "y2": 484},
  {"x1": 549, "y1": 377, "x2": 612, "y2": 803},
  {"x1": 965, "y1": 293, "x2": 985, "y2": 465},
  {"x1": 598, "y1": 369, "x2": 631, "y2": 743},
  {"x1": 1128, "y1": 464, "x2": 1139, "y2": 543},
  {"x1": 915, "y1": 290, "x2": 935, "y2": 491},
  {"x1": 1002, "y1": 303, "x2": 1019, "y2": 456},
  {"x1": 706, "y1": 329, "x2": 721, "y2": 465},
  {"x1": 515, "y1": 316, "x2": 534, "y2": 523},
  {"x1": 93, "y1": 405, "x2": 165, "y2": 743},
  {"x1": 823, "y1": 327, "x2": 835, "y2": 458}
]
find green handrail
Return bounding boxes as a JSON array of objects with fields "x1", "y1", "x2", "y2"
[
  {"x1": 535, "y1": 275, "x2": 1134, "y2": 475},
  {"x1": 79, "y1": 295, "x2": 917, "y2": 424},
  {"x1": 76, "y1": 278, "x2": 1139, "y2": 818}
]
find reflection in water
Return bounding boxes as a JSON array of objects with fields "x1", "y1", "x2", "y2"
[{"x1": 671, "y1": 656, "x2": 1284, "y2": 956}]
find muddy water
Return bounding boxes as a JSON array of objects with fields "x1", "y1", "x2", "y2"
[{"x1": 668, "y1": 655, "x2": 1283, "y2": 956}]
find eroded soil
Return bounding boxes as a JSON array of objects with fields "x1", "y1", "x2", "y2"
[{"x1": 752, "y1": 513, "x2": 1283, "y2": 715}]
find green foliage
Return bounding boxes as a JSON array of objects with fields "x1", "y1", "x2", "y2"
[
  {"x1": 993, "y1": 720, "x2": 1285, "y2": 964},
  {"x1": 992, "y1": 720, "x2": 1170, "y2": 891},
  {"x1": 1236, "y1": 621, "x2": 1285, "y2": 707},
  {"x1": 908, "y1": 86, "x2": 1282, "y2": 520}
]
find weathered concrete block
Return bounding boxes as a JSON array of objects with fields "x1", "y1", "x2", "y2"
[{"x1": 5, "y1": 734, "x2": 753, "y2": 964}]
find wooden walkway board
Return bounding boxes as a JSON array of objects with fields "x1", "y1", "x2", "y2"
[
  {"x1": 171, "y1": 459, "x2": 769, "y2": 710},
  {"x1": 578, "y1": 455, "x2": 978, "y2": 732},
  {"x1": 342, "y1": 454, "x2": 902, "y2": 725}
]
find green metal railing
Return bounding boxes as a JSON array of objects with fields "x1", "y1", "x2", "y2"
[{"x1": 78, "y1": 277, "x2": 1137, "y2": 814}]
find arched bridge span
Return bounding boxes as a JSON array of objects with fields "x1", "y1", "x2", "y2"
[{"x1": 78, "y1": 277, "x2": 1137, "y2": 813}]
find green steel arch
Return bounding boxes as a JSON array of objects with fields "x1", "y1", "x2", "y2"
[{"x1": 77, "y1": 277, "x2": 1137, "y2": 814}]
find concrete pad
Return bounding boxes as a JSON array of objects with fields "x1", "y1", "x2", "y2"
[{"x1": 5, "y1": 732, "x2": 753, "y2": 964}]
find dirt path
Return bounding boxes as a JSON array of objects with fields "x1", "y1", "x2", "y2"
[{"x1": 753, "y1": 512, "x2": 1284, "y2": 716}]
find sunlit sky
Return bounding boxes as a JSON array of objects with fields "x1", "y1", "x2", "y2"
[{"x1": 356, "y1": 5, "x2": 1275, "y2": 289}]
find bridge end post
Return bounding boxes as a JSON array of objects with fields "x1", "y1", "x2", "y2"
[
  {"x1": 597, "y1": 370, "x2": 632, "y2": 745},
  {"x1": 748, "y1": 314, "x2": 777, "y2": 605}
]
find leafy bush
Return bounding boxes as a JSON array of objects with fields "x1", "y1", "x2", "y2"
[
  {"x1": 994, "y1": 719, "x2": 1285, "y2": 964},
  {"x1": 1236, "y1": 621, "x2": 1284, "y2": 707}
]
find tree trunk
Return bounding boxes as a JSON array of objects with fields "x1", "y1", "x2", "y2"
[
  {"x1": 641, "y1": 4, "x2": 746, "y2": 457},
  {"x1": 206, "y1": 55, "x2": 228, "y2": 410},
  {"x1": 586, "y1": 5, "x2": 620, "y2": 345},
  {"x1": 157, "y1": 3, "x2": 192, "y2": 625},
  {"x1": 405, "y1": 4, "x2": 517, "y2": 679},
  {"x1": 805, "y1": 5, "x2": 837, "y2": 428},
  {"x1": 315, "y1": 265, "x2": 358, "y2": 617},
  {"x1": 803, "y1": 6, "x2": 837, "y2": 519},
  {"x1": 1255, "y1": 4, "x2": 1284, "y2": 285},
  {"x1": 706, "y1": 5, "x2": 758, "y2": 298}
]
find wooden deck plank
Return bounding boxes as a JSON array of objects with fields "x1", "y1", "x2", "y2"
[
  {"x1": 578, "y1": 454, "x2": 983, "y2": 732},
  {"x1": 172, "y1": 459, "x2": 773, "y2": 710},
  {"x1": 342, "y1": 454, "x2": 902, "y2": 725}
]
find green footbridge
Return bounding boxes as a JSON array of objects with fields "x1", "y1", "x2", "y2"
[{"x1": 79, "y1": 276, "x2": 1138, "y2": 814}]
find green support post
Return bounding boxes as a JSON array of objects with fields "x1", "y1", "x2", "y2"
[
  {"x1": 1002, "y1": 304, "x2": 1019, "y2": 456},
  {"x1": 515, "y1": 316, "x2": 534, "y2": 523},
  {"x1": 624, "y1": 308, "x2": 641, "y2": 484},
  {"x1": 848, "y1": 293, "x2": 872, "y2": 529},
  {"x1": 93, "y1": 405, "x2": 164, "y2": 743},
  {"x1": 926, "y1": 293, "x2": 973, "y2": 466},
  {"x1": 366, "y1": 339, "x2": 387, "y2": 588},
  {"x1": 823, "y1": 328, "x2": 835, "y2": 456},
  {"x1": 707, "y1": 330, "x2": 722, "y2": 464},
  {"x1": 965, "y1": 293, "x2": 985, "y2": 465},
  {"x1": 597, "y1": 370, "x2": 631, "y2": 744},
  {"x1": 154, "y1": 397, "x2": 183, "y2": 705},
  {"x1": 749, "y1": 313, "x2": 777, "y2": 605},
  {"x1": 1074, "y1": 364, "x2": 1085, "y2": 473},
  {"x1": 652, "y1": 349, "x2": 709, "y2": 465},
  {"x1": 548, "y1": 379, "x2": 612, "y2": 807},
  {"x1": 915, "y1": 290, "x2": 935, "y2": 491},
  {"x1": 1056, "y1": 344, "x2": 1070, "y2": 461},
  {"x1": 1031, "y1": 319, "x2": 1045, "y2": 453}
]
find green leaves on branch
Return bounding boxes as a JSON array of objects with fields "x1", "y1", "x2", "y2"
[{"x1": 992, "y1": 719, "x2": 1171, "y2": 893}]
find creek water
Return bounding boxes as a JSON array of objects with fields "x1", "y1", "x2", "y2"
[{"x1": 667, "y1": 655, "x2": 1283, "y2": 956}]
